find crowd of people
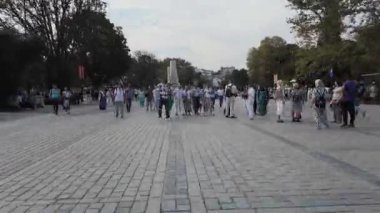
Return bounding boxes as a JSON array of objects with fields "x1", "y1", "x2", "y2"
[
  {"x1": 97, "y1": 83, "x2": 234, "y2": 120},
  {"x1": 46, "y1": 76, "x2": 378, "y2": 131},
  {"x1": 266, "y1": 76, "x2": 378, "y2": 130}
]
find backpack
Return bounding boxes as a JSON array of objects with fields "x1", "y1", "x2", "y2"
[
  {"x1": 315, "y1": 89, "x2": 326, "y2": 109},
  {"x1": 226, "y1": 87, "x2": 232, "y2": 97}
]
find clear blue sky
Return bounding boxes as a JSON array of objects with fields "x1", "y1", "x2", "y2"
[{"x1": 106, "y1": 0, "x2": 296, "y2": 70}]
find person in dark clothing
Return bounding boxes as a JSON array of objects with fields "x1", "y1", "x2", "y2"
[
  {"x1": 253, "y1": 85, "x2": 258, "y2": 115},
  {"x1": 341, "y1": 75, "x2": 357, "y2": 128},
  {"x1": 158, "y1": 84, "x2": 170, "y2": 119},
  {"x1": 145, "y1": 86, "x2": 154, "y2": 111},
  {"x1": 126, "y1": 84, "x2": 134, "y2": 113}
]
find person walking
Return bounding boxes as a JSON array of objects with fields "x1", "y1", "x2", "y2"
[
  {"x1": 153, "y1": 85, "x2": 160, "y2": 111},
  {"x1": 145, "y1": 86, "x2": 154, "y2": 111},
  {"x1": 174, "y1": 86, "x2": 184, "y2": 116},
  {"x1": 114, "y1": 84, "x2": 125, "y2": 118},
  {"x1": 356, "y1": 80, "x2": 366, "y2": 117},
  {"x1": 246, "y1": 85, "x2": 255, "y2": 120},
  {"x1": 341, "y1": 74, "x2": 357, "y2": 128},
  {"x1": 369, "y1": 81, "x2": 378, "y2": 104},
  {"x1": 257, "y1": 86, "x2": 268, "y2": 116},
  {"x1": 224, "y1": 84, "x2": 232, "y2": 117},
  {"x1": 192, "y1": 87, "x2": 200, "y2": 115},
  {"x1": 274, "y1": 80, "x2": 285, "y2": 123},
  {"x1": 138, "y1": 89, "x2": 145, "y2": 108},
  {"x1": 158, "y1": 84, "x2": 170, "y2": 120},
  {"x1": 183, "y1": 86, "x2": 192, "y2": 116},
  {"x1": 99, "y1": 89, "x2": 107, "y2": 110},
  {"x1": 50, "y1": 84, "x2": 61, "y2": 115},
  {"x1": 203, "y1": 87, "x2": 212, "y2": 116},
  {"x1": 217, "y1": 87, "x2": 224, "y2": 108},
  {"x1": 311, "y1": 79, "x2": 329, "y2": 130},
  {"x1": 209, "y1": 88, "x2": 216, "y2": 115},
  {"x1": 253, "y1": 85, "x2": 258, "y2": 115},
  {"x1": 330, "y1": 82, "x2": 343, "y2": 124},
  {"x1": 62, "y1": 87, "x2": 72, "y2": 114},
  {"x1": 106, "y1": 89, "x2": 113, "y2": 106},
  {"x1": 126, "y1": 84, "x2": 134, "y2": 113},
  {"x1": 290, "y1": 83, "x2": 303, "y2": 122},
  {"x1": 225, "y1": 83, "x2": 237, "y2": 118}
]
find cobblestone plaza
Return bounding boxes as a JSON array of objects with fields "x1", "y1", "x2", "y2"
[{"x1": 1, "y1": 101, "x2": 380, "y2": 213}]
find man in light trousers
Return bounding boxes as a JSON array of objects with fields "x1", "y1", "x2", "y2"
[
  {"x1": 174, "y1": 86, "x2": 183, "y2": 116},
  {"x1": 114, "y1": 84, "x2": 125, "y2": 119}
]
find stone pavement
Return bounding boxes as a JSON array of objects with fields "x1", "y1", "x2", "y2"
[{"x1": 0, "y1": 101, "x2": 380, "y2": 213}]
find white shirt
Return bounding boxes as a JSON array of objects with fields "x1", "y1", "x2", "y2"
[
  {"x1": 217, "y1": 89, "x2": 224, "y2": 96},
  {"x1": 174, "y1": 88, "x2": 183, "y2": 99},
  {"x1": 114, "y1": 88, "x2": 125, "y2": 102},
  {"x1": 204, "y1": 89, "x2": 210, "y2": 98},
  {"x1": 248, "y1": 87, "x2": 255, "y2": 100},
  {"x1": 231, "y1": 85, "x2": 238, "y2": 95}
]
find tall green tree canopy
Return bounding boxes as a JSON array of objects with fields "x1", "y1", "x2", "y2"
[
  {"x1": 287, "y1": 0, "x2": 379, "y2": 46},
  {"x1": 287, "y1": 0, "x2": 380, "y2": 79},
  {"x1": 67, "y1": 10, "x2": 131, "y2": 87},
  {"x1": 225, "y1": 69, "x2": 249, "y2": 90},
  {"x1": 0, "y1": 0, "x2": 106, "y2": 57},
  {"x1": 247, "y1": 36, "x2": 298, "y2": 87},
  {"x1": 0, "y1": 30, "x2": 44, "y2": 106},
  {"x1": 0, "y1": 0, "x2": 130, "y2": 88},
  {"x1": 128, "y1": 51, "x2": 161, "y2": 88}
]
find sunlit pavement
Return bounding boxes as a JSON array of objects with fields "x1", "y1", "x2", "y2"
[{"x1": 1, "y1": 100, "x2": 380, "y2": 213}]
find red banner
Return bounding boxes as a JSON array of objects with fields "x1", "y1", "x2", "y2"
[{"x1": 78, "y1": 65, "x2": 85, "y2": 79}]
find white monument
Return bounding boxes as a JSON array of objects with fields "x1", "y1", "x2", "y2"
[{"x1": 167, "y1": 60, "x2": 179, "y2": 85}]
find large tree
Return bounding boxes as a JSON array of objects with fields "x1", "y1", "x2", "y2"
[
  {"x1": 0, "y1": 30, "x2": 44, "y2": 106},
  {"x1": 224, "y1": 69, "x2": 249, "y2": 90},
  {"x1": 67, "y1": 10, "x2": 131, "y2": 87},
  {"x1": 0, "y1": 0, "x2": 106, "y2": 86},
  {"x1": 247, "y1": 36, "x2": 298, "y2": 87},
  {"x1": 128, "y1": 51, "x2": 161, "y2": 88},
  {"x1": 287, "y1": 0, "x2": 380, "y2": 78},
  {"x1": 287, "y1": 0, "x2": 379, "y2": 46}
]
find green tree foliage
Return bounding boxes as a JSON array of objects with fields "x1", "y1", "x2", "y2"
[
  {"x1": 0, "y1": 30, "x2": 44, "y2": 106},
  {"x1": 224, "y1": 69, "x2": 249, "y2": 90},
  {"x1": 67, "y1": 10, "x2": 131, "y2": 87},
  {"x1": 247, "y1": 36, "x2": 298, "y2": 87},
  {"x1": 127, "y1": 51, "x2": 161, "y2": 88},
  {"x1": 0, "y1": 0, "x2": 131, "y2": 88},
  {"x1": 355, "y1": 23, "x2": 380, "y2": 74},
  {"x1": 287, "y1": 0, "x2": 379, "y2": 46},
  {"x1": 287, "y1": 0, "x2": 380, "y2": 79}
]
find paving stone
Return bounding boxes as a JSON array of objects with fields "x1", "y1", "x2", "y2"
[
  {"x1": 1, "y1": 104, "x2": 380, "y2": 213},
  {"x1": 100, "y1": 203, "x2": 117, "y2": 213},
  {"x1": 205, "y1": 198, "x2": 220, "y2": 210},
  {"x1": 161, "y1": 199, "x2": 176, "y2": 212},
  {"x1": 130, "y1": 201, "x2": 147, "y2": 213},
  {"x1": 145, "y1": 198, "x2": 160, "y2": 213},
  {"x1": 115, "y1": 207, "x2": 130, "y2": 213}
]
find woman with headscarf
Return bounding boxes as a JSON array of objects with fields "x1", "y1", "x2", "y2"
[
  {"x1": 99, "y1": 89, "x2": 107, "y2": 110},
  {"x1": 311, "y1": 79, "x2": 329, "y2": 130},
  {"x1": 245, "y1": 85, "x2": 256, "y2": 120},
  {"x1": 257, "y1": 86, "x2": 268, "y2": 116},
  {"x1": 274, "y1": 80, "x2": 285, "y2": 123},
  {"x1": 330, "y1": 82, "x2": 343, "y2": 124},
  {"x1": 291, "y1": 83, "x2": 303, "y2": 122},
  {"x1": 138, "y1": 89, "x2": 145, "y2": 107}
]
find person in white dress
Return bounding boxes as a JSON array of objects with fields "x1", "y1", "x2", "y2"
[{"x1": 245, "y1": 86, "x2": 256, "y2": 120}]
